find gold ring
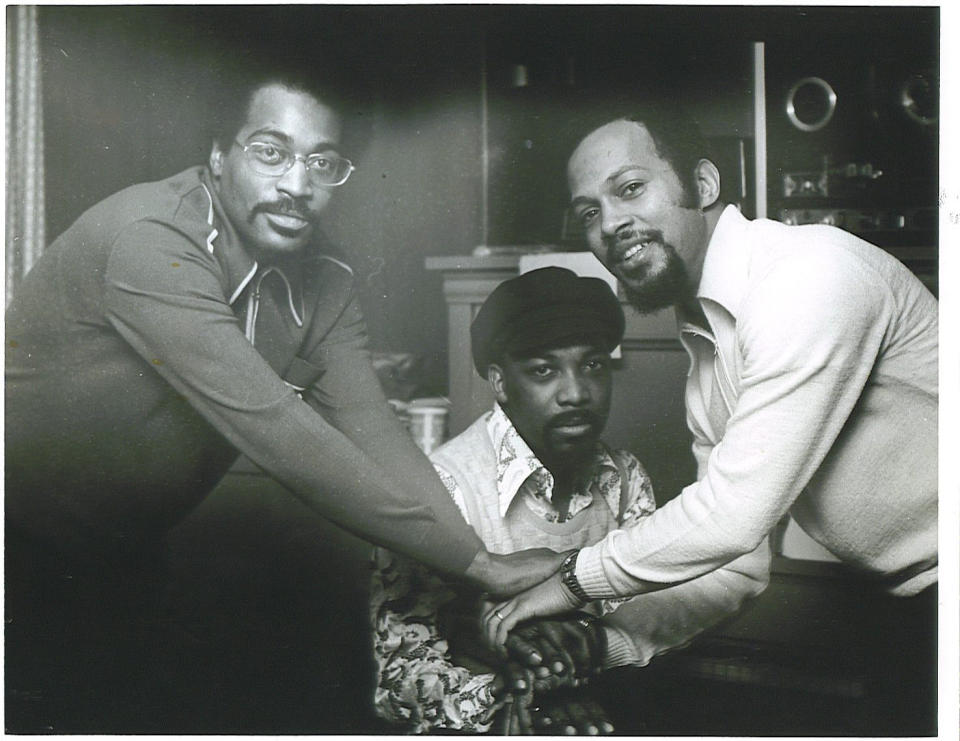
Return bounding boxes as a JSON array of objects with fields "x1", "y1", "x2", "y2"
[{"x1": 494, "y1": 609, "x2": 505, "y2": 621}]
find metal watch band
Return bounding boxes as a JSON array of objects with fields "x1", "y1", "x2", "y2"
[{"x1": 560, "y1": 550, "x2": 591, "y2": 606}]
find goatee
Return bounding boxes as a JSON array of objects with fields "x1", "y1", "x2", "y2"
[{"x1": 622, "y1": 242, "x2": 691, "y2": 315}]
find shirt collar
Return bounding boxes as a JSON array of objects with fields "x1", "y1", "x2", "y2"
[
  {"x1": 198, "y1": 168, "x2": 304, "y2": 326},
  {"x1": 674, "y1": 203, "x2": 752, "y2": 339},
  {"x1": 692, "y1": 204, "x2": 754, "y2": 323},
  {"x1": 485, "y1": 403, "x2": 620, "y2": 519}
]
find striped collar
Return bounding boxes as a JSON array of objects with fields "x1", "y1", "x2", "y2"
[{"x1": 197, "y1": 168, "x2": 305, "y2": 329}]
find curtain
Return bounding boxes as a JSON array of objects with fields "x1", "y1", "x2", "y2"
[{"x1": 6, "y1": 5, "x2": 45, "y2": 307}]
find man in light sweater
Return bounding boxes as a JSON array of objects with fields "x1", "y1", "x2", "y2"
[
  {"x1": 370, "y1": 267, "x2": 768, "y2": 734},
  {"x1": 485, "y1": 105, "x2": 938, "y2": 733}
]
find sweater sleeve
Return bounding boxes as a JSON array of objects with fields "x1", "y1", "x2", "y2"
[
  {"x1": 577, "y1": 250, "x2": 891, "y2": 598},
  {"x1": 599, "y1": 542, "x2": 770, "y2": 668},
  {"x1": 597, "y1": 452, "x2": 770, "y2": 668},
  {"x1": 294, "y1": 284, "x2": 484, "y2": 572},
  {"x1": 103, "y1": 221, "x2": 482, "y2": 574}
]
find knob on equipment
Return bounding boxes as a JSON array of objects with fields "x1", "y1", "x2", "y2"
[
  {"x1": 899, "y1": 71, "x2": 938, "y2": 126},
  {"x1": 785, "y1": 76, "x2": 837, "y2": 132}
]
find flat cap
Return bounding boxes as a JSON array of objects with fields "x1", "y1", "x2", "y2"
[{"x1": 471, "y1": 267, "x2": 624, "y2": 377}]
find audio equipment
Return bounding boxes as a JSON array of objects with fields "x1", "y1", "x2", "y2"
[{"x1": 765, "y1": 19, "x2": 938, "y2": 248}]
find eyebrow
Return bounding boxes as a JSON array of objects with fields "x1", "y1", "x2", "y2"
[
  {"x1": 568, "y1": 164, "x2": 647, "y2": 208},
  {"x1": 568, "y1": 195, "x2": 595, "y2": 210},
  {"x1": 244, "y1": 127, "x2": 340, "y2": 152}
]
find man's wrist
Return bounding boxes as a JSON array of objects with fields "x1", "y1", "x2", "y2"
[
  {"x1": 464, "y1": 547, "x2": 495, "y2": 590},
  {"x1": 559, "y1": 550, "x2": 591, "y2": 606}
]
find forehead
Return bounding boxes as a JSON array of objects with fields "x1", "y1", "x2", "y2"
[
  {"x1": 508, "y1": 342, "x2": 609, "y2": 364},
  {"x1": 239, "y1": 83, "x2": 343, "y2": 147},
  {"x1": 567, "y1": 119, "x2": 664, "y2": 194}
]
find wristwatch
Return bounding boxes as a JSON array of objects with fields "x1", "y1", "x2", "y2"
[{"x1": 560, "y1": 550, "x2": 591, "y2": 606}]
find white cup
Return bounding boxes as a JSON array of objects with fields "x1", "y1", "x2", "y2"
[{"x1": 407, "y1": 397, "x2": 450, "y2": 454}]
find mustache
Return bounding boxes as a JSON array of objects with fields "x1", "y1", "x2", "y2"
[
  {"x1": 603, "y1": 227, "x2": 664, "y2": 258},
  {"x1": 250, "y1": 198, "x2": 314, "y2": 223},
  {"x1": 548, "y1": 410, "x2": 603, "y2": 430}
]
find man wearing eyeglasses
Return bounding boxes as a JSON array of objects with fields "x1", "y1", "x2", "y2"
[{"x1": 5, "y1": 66, "x2": 561, "y2": 732}]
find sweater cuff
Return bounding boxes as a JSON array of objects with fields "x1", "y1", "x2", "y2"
[
  {"x1": 602, "y1": 626, "x2": 639, "y2": 670},
  {"x1": 576, "y1": 542, "x2": 621, "y2": 600}
]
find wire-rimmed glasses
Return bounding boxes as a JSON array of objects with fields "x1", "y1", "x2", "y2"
[{"x1": 236, "y1": 140, "x2": 355, "y2": 186}]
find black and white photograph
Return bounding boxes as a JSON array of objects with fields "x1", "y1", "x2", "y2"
[{"x1": 4, "y1": 3, "x2": 953, "y2": 736}]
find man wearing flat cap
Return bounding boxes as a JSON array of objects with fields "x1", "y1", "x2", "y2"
[{"x1": 369, "y1": 267, "x2": 769, "y2": 734}]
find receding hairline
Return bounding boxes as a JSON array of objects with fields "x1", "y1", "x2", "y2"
[
  {"x1": 568, "y1": 118, "x2": 657, "y2": 168},
  {"x1": 566, "y1": 118, "x2": 666, "y2": 201}
]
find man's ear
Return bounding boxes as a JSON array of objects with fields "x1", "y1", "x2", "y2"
[
  {"x1": 695, "y1": 158, "x2": 721, "y2": 210},
  {"x1": 209, "y1": 142, "x2": 224, "y2": 179},
  {"x1": 487, "y1": 363, "x2": 509, "y2": 405}
]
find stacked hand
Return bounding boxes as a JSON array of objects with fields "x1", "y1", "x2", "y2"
[
  {"x1": 483, "y1": 570, "x2": 583, "y2": 646},
  {"x1": 438, "y1": 586, "x2": 610, "y2": 735},
  {"x1": 496, "y1": 685, "x2": 616, "y2": 736},
  {"x1": 528, "y1": 694, "x2": 616, "y2": 736},
  {"x1": 503, "y1": 615, "x2": 607, "y2": 691},
  {"x1": 446, "y1": 599, "x2": 608, "y2": 735}
]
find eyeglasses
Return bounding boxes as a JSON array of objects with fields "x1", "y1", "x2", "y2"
[{"x1": 235, "y1": 140, "x2": 355, "y2": 186}]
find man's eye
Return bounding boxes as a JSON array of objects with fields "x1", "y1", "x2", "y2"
[
  {"x1": 251, "y1": 144, "x2": 286, "y2": 164},
  {"x1": 577, "y1": 208, "x2": 600, "y2": 227},
  {"x1": 584, "y1": 358, "x2": 609, "y2": 372},
  {"x1": 528, "y1": 365, "x2": 554, "y2": 378},
  {"x1": 309, "y1": 157, "x2": 334, "y2": 173},
  {"x1": 619, "y1": 181, "x2": 646, "y2": 198}
]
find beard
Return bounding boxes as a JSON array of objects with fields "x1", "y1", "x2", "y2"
[{"x1": 621, "y1": 241, "x2": 692, "y2": 315}]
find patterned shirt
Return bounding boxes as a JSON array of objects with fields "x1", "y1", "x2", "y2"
[
  {"x1": 483, "y1": 402, "x2": 653, "y2": 525},
  {"x1": 370, "y1": 405, "x2": 655, "y2": 733}
]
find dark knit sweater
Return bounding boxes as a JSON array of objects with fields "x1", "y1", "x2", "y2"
[{"x1": 6, "y1": 166, "x2": 480, "y2": 571}]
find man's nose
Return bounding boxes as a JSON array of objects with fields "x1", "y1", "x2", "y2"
[
  {"x1": 557, "y1": 370, "x2": 591, "y2": 406},
  {"x1": 276, "y1": 159, "x2": 313, "y2": 199},
  {"x1": 599, "y1": 196, "x2": 632, "y2": 238}
]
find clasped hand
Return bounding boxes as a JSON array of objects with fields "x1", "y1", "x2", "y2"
[
  {"x1": 482, "y1": 569, "x2": 584, "y2": 647},
  {"x1": 441, "y1": 597, "x2": 611, "y2": 735},
  {"x1": 497, "y1": 689, "x2": 615, "y2": 736},
  {"x1": 490, "y1": 623, "x2": 613, "y2": 736}
]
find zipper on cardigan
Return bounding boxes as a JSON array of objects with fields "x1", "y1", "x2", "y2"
[
  {"x1": 683, "y1": 323, "x2": 735, "y2": 417},
  {"x1": 713, "y1": 346, "x2": 736, "y2": 415}
]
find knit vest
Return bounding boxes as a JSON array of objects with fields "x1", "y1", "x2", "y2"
[{"x1": 430, "y1": 416, "x2": 621, "y2": 556}]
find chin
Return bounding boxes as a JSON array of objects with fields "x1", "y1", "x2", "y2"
[
  {"x1": 253, "y1": 234, "x2": 312, "y2": 257},
  {"x1": 623, "y1": 266, "x2": 689, "y2": 315},
  {"x1": 553, "y1": 437, "x2": 599, "y2": 459}
]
